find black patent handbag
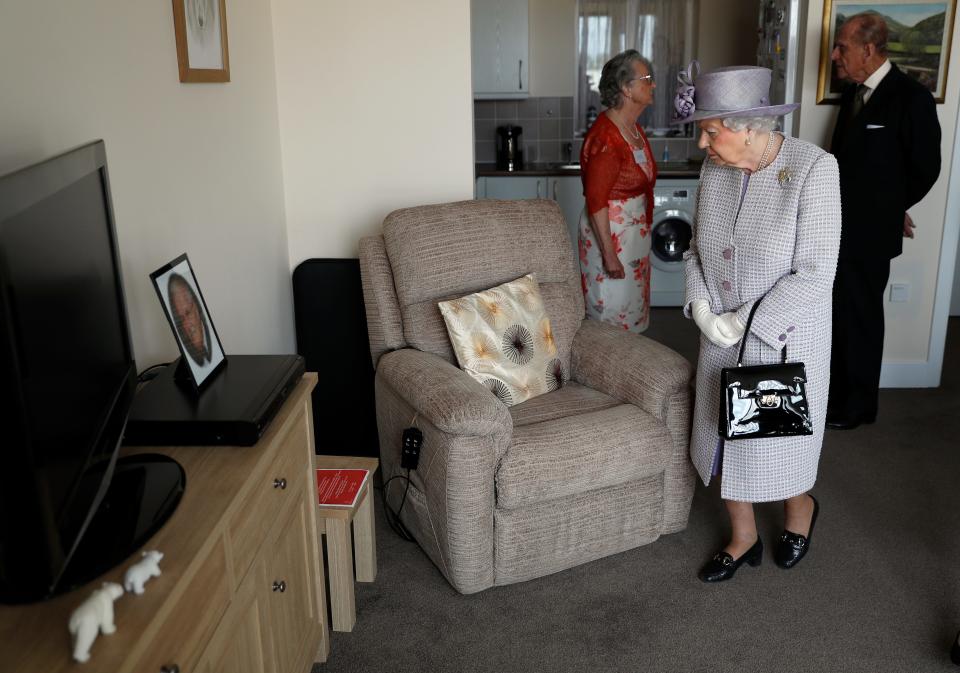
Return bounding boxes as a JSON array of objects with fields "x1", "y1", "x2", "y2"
[{"x1": 718, "y1": 298, "x2": 813, "y2": 441}]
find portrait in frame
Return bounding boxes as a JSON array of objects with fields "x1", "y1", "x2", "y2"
[
  {"x1": 150, "y1": 254, "x2": 227, "y2": 391},
  {"x1": 172, "y1": 0, "x2": 230, "y2": 83},
  {"x1": 817, "y1": 0, "x2": 956, "y2": 103}
]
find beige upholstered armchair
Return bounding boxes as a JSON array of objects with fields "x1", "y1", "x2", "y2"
[{"x1": 359, "y1": 199, "x2": 695, "y2": 594}]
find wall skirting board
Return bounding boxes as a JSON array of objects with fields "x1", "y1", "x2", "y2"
[{"x1": 880, "y1": 362, "x2": 944, "y2": 388}]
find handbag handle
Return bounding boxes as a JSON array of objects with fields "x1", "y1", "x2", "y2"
[{"x1": 736, "y1": 296, "x2": 787, "y2": 366}]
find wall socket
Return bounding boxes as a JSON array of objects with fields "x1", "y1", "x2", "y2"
[{"x1": 889, "y1": 282, "x2": 911, "y2": 303}]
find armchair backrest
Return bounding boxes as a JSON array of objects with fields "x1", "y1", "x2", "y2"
[{"x1": 359, "y1": 199, "x2": 584, "y2": 374}]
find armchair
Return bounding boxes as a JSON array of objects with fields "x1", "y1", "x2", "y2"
[{"x1": 359, "y1": 199, "x2": 695, "y2": 593}]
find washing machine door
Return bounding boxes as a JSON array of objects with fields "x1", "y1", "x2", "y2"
[{"x1": 651, "y1": 209, "x2": 692, "y2": 271}]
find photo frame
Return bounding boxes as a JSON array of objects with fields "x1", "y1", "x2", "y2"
[
  {"x1": 172, "y1": 0, "x2": 230, "y2": 83},
  {"x1": 818, "y1": 0, "x2": 957, "y2": 103},
  {"x1": 150, "y1": 254, "x2": 226, "y2": 391}
]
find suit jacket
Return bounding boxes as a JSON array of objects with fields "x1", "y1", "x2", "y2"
[{"x1": 830, "y1": 63, "x2": 941, "y2": 261}]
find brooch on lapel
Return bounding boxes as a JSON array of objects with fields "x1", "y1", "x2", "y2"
[{"x1": 777, "y1": 168, "x2": 793, "y2": 186}]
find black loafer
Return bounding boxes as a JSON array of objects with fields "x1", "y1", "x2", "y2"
[
  {"x1": 698, "y1": 537, "x2": 763, "y2": 583},
  {"x1": 825, "y1": 415, "x2": 861, "y2": 430},
  {"x1": 775, "y1": 495, "x2": 819, "y2": 569}
]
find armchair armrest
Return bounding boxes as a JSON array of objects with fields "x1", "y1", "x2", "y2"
[
  {"x1": 571, "y1": 319, "x2": 696, "y2": 534},
  {"x1": 376, "y1": 348, "x2": 512, "y2": 438},
  {"x1": 570, "y1": 319, "x2": 693, "y2": 422},
  {"x1": 374, "y1": 348, "x2": 512, "y2": 593}
]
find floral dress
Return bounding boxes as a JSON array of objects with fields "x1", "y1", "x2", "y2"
[{"x1": 578, "y1": 114, "x2": 658, "y2": 332}]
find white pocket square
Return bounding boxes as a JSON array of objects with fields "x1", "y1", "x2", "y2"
[{"x1": 866, "y1": 124, "x2": 885, "y2": 129}]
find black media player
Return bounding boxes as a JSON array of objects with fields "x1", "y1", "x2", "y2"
[{"x1": 124, "y1": 354, "x2": 306, "y2": 446}]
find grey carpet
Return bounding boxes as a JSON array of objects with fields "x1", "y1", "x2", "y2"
[{"x1": 314, "y1": 312, "x2": 960, "y2": 673}]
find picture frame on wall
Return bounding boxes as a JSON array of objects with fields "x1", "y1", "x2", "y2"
[
  {"x1": 172, "y1": 0, "x2": 230, "y2": 83},
  {"x1": 817, "y1": 0, "x2": 956, "y2": 103},
  {"x1": 150, "y1": 254, "x2": 227, "y2": 392}
]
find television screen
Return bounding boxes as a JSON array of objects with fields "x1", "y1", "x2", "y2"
[{"x1": 0, "y1": 141, "x2": 137, "y2": 602}]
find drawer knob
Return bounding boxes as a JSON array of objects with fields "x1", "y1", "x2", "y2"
[
  {"x1": 273, "y1": 477, "x2": 287, "y2": 490},
  {"x1": 160, "y1": 666, "x2": 180, "y2": 673},
  {"x1": 272, "y1": 580, "x2": 287, "y2": 593}
]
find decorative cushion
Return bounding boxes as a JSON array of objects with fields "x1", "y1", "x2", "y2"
[{"x1": 438, "y1": 274, "x2": 563, "y2": 407}]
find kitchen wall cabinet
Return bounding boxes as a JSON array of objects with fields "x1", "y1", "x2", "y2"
[{"x1": 471, "y1": 0, "x2": 529, "y2": 99}]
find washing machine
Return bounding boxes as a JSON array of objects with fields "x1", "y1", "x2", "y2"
[{"x1": 650, "y1": 179, "x2": 697, "y2": 306}]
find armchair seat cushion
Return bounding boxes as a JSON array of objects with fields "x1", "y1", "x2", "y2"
[
  {"x1": 509, "y1": 382, "x2": 621, "y2": 427},
  {"x1": 496, "y1": 402, "x2": 673, "y2": 510}
]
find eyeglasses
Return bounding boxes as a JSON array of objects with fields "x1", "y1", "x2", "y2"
[{"x1": 631, "y1": 74, "x2": 655, "y2": 85}]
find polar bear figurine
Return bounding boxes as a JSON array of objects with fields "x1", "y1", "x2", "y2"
[
  {"x1": 68, "y1": 581, "x2": 124, "y2": 663},
  {"x1": 123, "y1": 550, "x2": 164, "y2": 595}
]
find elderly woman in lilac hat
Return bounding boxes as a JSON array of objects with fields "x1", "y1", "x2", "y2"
[{"x1": 673, "y1": 63, "x2": 841, "y2": 582}]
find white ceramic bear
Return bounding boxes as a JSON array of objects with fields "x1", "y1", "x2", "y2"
[
  {"x1": 123, "y1": 550, "x2": 164, "y2": 595},
  {"x1": 68, "y1": 581, "x2": 124, "y2": 663}
]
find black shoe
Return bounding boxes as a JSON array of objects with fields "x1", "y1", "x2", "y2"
[
  {"x1": 698, "y1": 538, "x2": 763, "y2": 583},
  {"x1": 951, "y1": 629, "x2": 960, "y2": 665},
  {"x1": 775, "y1": 495, "x2": 819, "y2": 569},
  {"x1": 825, "y1": 414, "x2": 861, "y2": 430}
]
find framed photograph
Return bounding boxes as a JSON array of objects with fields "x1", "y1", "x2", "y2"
[
  {"x1": 172, "y1": 0, "x2": 230, "y2": 83},
  {"x1": 150, "y1": 254, "x2": 226, "y2": 391},
  {"x1": 817, "y1": 0, "x2": 957, "y2": 103}
]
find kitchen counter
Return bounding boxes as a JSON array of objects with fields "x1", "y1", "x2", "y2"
[{"x1": 476, "y1": 160, "x2": 703, "y2": 179}]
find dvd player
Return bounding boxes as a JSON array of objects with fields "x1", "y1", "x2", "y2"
[{"x1": 124, "y1": 354, "x2": 306, "y2": 446}]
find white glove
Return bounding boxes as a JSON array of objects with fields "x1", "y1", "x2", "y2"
[{"x1": 691, "y1": 299, "x2": 745, "y2": 348}]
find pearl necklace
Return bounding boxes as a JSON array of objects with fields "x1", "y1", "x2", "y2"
[{"x1": 757, "y1": 132, "x2": 776, "y2": 171}]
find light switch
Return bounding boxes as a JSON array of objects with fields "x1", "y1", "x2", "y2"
[{"x1": 889, "y1": 283, "x2": 910, "y2": 303}]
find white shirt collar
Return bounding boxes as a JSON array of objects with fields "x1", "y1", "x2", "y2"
[{"x1": 863, "y1": 59, "x2": 892, "y2": 92}]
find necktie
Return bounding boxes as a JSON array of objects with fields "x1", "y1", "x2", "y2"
[{"x1": 847, "y1": 84, "x2": 868, "y2": 130}]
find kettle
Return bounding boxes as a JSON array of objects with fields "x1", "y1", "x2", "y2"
[{"x1": 496, "y1": 125, "x2": 524, "y2": 171}]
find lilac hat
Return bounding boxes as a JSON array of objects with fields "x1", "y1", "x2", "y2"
[{"x1": 672, "y1": 61, "x2": 799, "y2": 124}]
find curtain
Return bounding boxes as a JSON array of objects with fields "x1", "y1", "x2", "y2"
[{"x1": 576, "y1": 0, "x2": 698, "y2": 134}]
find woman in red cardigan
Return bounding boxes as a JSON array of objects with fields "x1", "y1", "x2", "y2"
[{"x1": 579, "y1": 50, "x2": 658, "y2": 332}]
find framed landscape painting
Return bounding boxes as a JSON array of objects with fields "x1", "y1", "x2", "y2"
[{"x1": 817, "y1": 0, "x2": 957, "y2": 103}]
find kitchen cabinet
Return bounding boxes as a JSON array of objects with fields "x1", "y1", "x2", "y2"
[
  {"x1": 471, "y1": 0, "x2": 529, "y2": 99},
  {"x1": 476, "y1": 175, "x2": 584, "y2": 262}
]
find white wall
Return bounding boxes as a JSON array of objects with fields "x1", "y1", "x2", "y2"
[
  {"x1": 272, "y1": 0, "x2": 475, "y2": 265},
  {"x1": 797, "y1": 1, "x2": 960, "y2": 383},
  {"x1": 0, "y1": 0, "x2": 295, "y2": 368},
  {"x1": 529, "y1": 0, "x2": 578, "y2": 97}
]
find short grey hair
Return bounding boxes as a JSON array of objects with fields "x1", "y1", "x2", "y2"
[
  {"x1": 599, "y1": 50, "x2": 654, "y2": 109},
  {"x1": 722, "y1": 116, "x2": 778, "y2": 133},
  {"x1": 846, "y1": 12, "x2": 889, "y2": 55}
]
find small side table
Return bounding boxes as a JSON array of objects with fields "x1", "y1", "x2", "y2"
[{"x1": 314, "y1": 455, "x2": 379, "y2": 632}]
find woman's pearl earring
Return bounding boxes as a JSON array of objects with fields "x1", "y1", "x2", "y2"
[{"x1": 745, "y1": 134, "x2": 753, "y2": 146}]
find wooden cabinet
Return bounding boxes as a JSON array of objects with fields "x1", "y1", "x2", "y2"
[
  {"x1": 0, "y1": 374, "x2": 328, "y2": 673},
  {"x1": 471, "y1": 0, "x2": 529, "y2": 99}
]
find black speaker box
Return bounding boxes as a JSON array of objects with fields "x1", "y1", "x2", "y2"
[{"x1": 292, "y1": 259, "x2": 378, "y2": 457}]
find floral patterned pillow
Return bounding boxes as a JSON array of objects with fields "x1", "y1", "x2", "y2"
[{"x1": 438, "y1": 274, "x2": 563, "y2": 407}]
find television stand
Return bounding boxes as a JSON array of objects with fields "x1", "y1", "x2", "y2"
[{"x1": 0, "y1": 374, "x2": 328, "y2": 672}]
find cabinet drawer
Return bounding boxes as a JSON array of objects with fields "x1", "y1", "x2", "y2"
[
  {"x1": 228, "y1": 410, "x2": 309, "y2": 581},
  {"x1": 130, "y1": 537, "x2": 230, "y2": 673}
]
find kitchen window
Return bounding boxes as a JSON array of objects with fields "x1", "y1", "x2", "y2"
[{"x1": 576, "y1": 0, "x2": 698, "y2": 136}]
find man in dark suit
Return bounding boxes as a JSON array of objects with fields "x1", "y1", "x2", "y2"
[{"x1": 827, "y1": 12, "x2": 941, "y2": 429}]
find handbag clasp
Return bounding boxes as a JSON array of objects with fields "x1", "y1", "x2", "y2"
[{"x1": 758, "y1": 392, "x2": 781, "y2": 408}]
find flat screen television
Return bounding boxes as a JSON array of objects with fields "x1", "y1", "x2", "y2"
[{"x1": 0, "y1": 141, "x2": 183, "y2": 604}]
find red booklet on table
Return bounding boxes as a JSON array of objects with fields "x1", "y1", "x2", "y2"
[{"x1": 315, "y1": 468, "x2": 370, "y2": 508}]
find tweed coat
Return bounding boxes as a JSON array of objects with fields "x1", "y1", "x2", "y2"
[{"x1": 683, "y1": 135, "x2": 841, "y2": 502}]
